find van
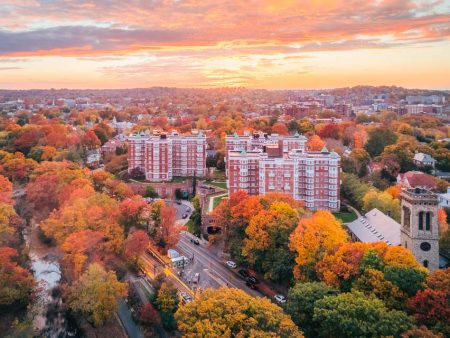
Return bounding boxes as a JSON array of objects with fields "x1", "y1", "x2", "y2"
[{"x1": 193, "y1": 272, "x2": 200, "y2": 283}]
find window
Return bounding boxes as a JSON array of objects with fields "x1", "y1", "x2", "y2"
[
  {"x1": 423, "y1": 260, "x2": 429, "y2": 268},
  {"x1": 425, "y1": 212, "x2": 431, "y2": 231},
  {"x1": 418, "y1": 211, "x2": 424, "y2": 230}
]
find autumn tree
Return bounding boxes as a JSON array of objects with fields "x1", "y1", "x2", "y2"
[
  {"x1": 352, "y1": 268, "x2": 407, "y2": 309},
  {"x1": 426, "y1": 268, "x2": 450, "y2": 293},
  {"x1": 155, "y1": 282, "x2": 179, "y2": 330},
  {"x1": 272, "y1": 122, "x2": 289, "y2": 135},
  {"x1": 285, "y1": 282, "x2": 337, "y2": 336},
  {"x1": 363, "y1": 189, "x2": 401, "y2": 221},
  {"x1": 407, "y1": 289, "x2": 450, "y2": 335},
  {"x1": 175, "y1": 288, "x2": 303, "y2": 337},
  {"x1": 125, "y1": 230, "x2": 149, "y2": 263},
  {"x1": 289, "y1": 211, "x2": 347, "y2": 280},
  {"x1": 306, "y1": 134, "x2": 326, "y2": 151},
  {"x1": 0, "y1": 247, "x2": 35, "y2": 306},
  {"x1": 242, "y1": 201, "x2": 299, "y2": 282},
  {"x1": 66, "y1": 263, "x2": 127, "y2": 326},
  {"x1": 313, "y1": 291, "x2": 413, "y2": 338},
  {"x1": 119, "y1": 195, "x2": 148, "y2": 232},
  {"x1": 158, "y1": 205, "x2": 179, "y2": 250},
  {"x1": 139, "y1": 303, "x2": 160, "y2": 327},
  {"x1": 41, "y1": 192, "x2": 124, "y2": 252},
  {"x1": 61, "y1": 230, "x2": 104, "y2": 280}
]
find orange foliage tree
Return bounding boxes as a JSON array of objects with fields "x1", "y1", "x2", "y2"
[
  {"x1": 306, "y1": 135, "x2": 326, "y2": 151},
  {"x1": 289, "y1": 211, "x2": 347, "y2": 280}
]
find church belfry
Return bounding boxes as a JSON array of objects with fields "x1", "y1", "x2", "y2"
[{"x1": 401, "y1": 188, "x2": 439, "y2": 271}]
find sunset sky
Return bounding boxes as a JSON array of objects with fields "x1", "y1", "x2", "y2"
[{"x1": 1, "y1": 0, "x2": 449, "y2": 90}]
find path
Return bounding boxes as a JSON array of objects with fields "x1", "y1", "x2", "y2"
[{"x1": 343, "y1": 202, "x2": 362, "y2": 218}]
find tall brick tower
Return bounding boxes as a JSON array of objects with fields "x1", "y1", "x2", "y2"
[{"x1": 400, "y1": 188, "x2": 440, "y2": 271}]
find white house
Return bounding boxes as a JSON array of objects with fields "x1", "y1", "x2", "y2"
[{"x1": 413, "y1": 152, "x2": 436, "y2": 168}]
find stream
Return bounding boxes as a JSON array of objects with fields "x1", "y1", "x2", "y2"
[{"x1": 24, "y1": 222, "x2": 79, "y2": 337}]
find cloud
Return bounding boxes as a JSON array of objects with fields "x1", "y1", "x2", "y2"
[
  {"x1": 0, "y1": 0, "x2": 448, "y2": 58},
  {"x1": 0, "y1": 26, "x2": 189, "y2": 56}
]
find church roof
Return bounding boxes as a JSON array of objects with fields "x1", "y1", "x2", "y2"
[{"x1": 346, "y1": 208, "x2": 401, "y2": 246}]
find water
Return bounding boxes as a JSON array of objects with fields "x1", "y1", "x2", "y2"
[{"x1": 24, "y1": 224, "x2": 79, "y2": 337}]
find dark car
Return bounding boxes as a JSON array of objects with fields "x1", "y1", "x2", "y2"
[
  {"x1": 176, "y1": 201, "x2": 182, "y2": 205},
  {"x1": 246, "y1": 281, "x2": 258, "y2": 289},
  {"x1": 190, "y1": 238, "x2": 200, "y2": 245},
  {"x1": 246, "y1": 276, "x2": 259, "y2": 284},
  {"x1": 238, "y1": 269, "x2": 249, "y2": 279},
  {"x1": 182, "y1": 214, "x2": 188, "y2": 219}
]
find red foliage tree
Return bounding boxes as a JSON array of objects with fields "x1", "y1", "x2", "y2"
[
  {"x1": 125, "y1": 230, "x2": 150, "y2": 261},
  {"x1": 139, "y1": 303, "x2": 161, "y2": 326},
  {"x1": 407, "y1": 289, "x2": 450, "y2": 327}
]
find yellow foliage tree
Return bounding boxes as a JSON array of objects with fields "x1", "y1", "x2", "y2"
[{"x1": 175, "y1": 288, "x2": 303, "y2": 338}]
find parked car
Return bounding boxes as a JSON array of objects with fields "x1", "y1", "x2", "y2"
[
  {"x1": 176, "y1": 201, "x2": 182, "y2": 205},
  {"x1": 186, "y1": 207, "x2": 191, "y2": 212},
  {"x1": 246, "y1": 276, "x2": 259, "y2": 284},
  {"x1": 226, "y1": 261, "x2": 237, "y2": 269},
  {"x1": 190, "y1": 238, "x2": 200, "y2": 245},
  {"x1": 246, "y1": 281, "x2": 258, "y2": 289},
  {"x1": 182, "y1": 214, "x2": 188, "y2": 219},
  {"x1": 274, "y1": 294, "x2": 286, "y2": 303},
  {"x1": 193, "y1": 273, "x2": 200, "y2": 283},
  {"x1": 238, "y1": 269, "x2": 249, "y2": 279},
  {"x1": 180, "y1": 292, "x2": 193, "y2": 304}
]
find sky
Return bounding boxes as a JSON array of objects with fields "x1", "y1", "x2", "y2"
[{"x1": 0, "y1": 0, "x2": 449, "y2": 90}]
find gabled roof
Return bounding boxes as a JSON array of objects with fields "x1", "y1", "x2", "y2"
[
  {"x1": 346, "y1": 208, "x2": 400, "y2": 245},
  {"x1": 398, "y1": 171, "x2": 437, "y2": 188},
  {"x1": 413, "y1": 152, "x2": 436, "y2": 163}
]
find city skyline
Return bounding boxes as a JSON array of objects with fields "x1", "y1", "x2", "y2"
[{"x1": 1, "y1": 0, "x2": 450, "y2": 90}]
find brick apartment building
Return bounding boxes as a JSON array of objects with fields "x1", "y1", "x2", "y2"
[
  {"x1": 128, "y1": 130, "x2": 207, "y2": 182},
  {"x1": 225, "y1": 131, "x2": 341, "y2": 211}
]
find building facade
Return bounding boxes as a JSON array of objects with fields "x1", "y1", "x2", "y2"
[
  {"x1": 128, "y1": 131, "x2": 206, "y2": 182},
  {"x1": 400, "y1": 188, "x2": 440, "y2": 271},
  {"x1": 225, "y1": 132, "x2": 340, "y2": 211}
]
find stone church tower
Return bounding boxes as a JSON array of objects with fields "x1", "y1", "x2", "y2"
[{"x1": 401, "y1": 188, "x2": 439, "y2": 271}]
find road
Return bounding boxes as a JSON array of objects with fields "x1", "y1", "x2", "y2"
[
  {"x1": 117, "y1": 300, "x2": 143, "y2": 338},
  {"x1": 175, "y1": 232, "x2": 261, "y2": 297}
]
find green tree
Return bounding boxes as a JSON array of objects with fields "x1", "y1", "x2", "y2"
[
  {"x1": 285, "y1": 282, "x2": 337, "y2": 336},
  {"x1": 364, "y1": 128, "x2": 398, "y2": 157},
  {"x1": 175, "y1": 288, "x2": 303, "y2": 338},
  {"x1": 144, "y1": 185, "x2": 158, "y2": 198},
  {"x1": 313, "y1": 291, "x2": 413, "y2": 338},
  {"x1": 67, "y1": 263, "x2": 127, "y2": 326},
  {"x1": 384, "y1": 266, "x2": 427, "y2": 297}
]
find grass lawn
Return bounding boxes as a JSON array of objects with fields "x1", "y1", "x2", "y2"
[
  {"x1": 212, "y1": 194, "x2": 227, "y2": 208},
  {"x1": 333, "y1": 211, "x2": 358, "y2": 223},
  {"x1": 207, "y1": 181, "x2": 227, "y2": 189}
]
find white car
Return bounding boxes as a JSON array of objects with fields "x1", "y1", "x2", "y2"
[
  {"x1": 226, "y1": 261, "x2": 237, "y2": 269},
  {"x1": 274, "y1": 294, "x2": 286, "y2": 303}
]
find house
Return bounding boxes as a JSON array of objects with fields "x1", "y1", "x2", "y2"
[
  {"x1": 413, "y1": 152, "x2": 436, "y2": 168},
  {"x1": 86, "y1": 148, "x2": 102, "y2": 168},
  {"x1": 102, "y1": 139, "x2": 124, "y2": 155},
  {"x1": 397, "y1": 171, "x2": 438, "y2": 190},
  {"x1": 367, "y1": 161, "x2": 384, "y2": 174},
  {"x1": 346, "y1": 208, "x2": 400, "y2": 246},
  {"x1": 438, "y1": 187, "x2": 450, "y2": 208}
]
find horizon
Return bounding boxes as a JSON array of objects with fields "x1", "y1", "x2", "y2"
[
  {"x1": 1, "y1": 1, "x2": 450, "y2": 90},
  {"x1": 0, "y1": 84, "x2": 449, "y2": 92}
]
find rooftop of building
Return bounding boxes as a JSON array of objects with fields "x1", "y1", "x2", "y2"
[{"x1": 346, "y1": 208, "x2": 401, "y2": 246}]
